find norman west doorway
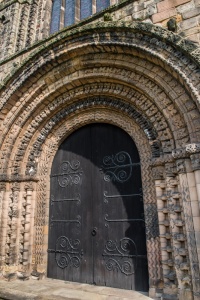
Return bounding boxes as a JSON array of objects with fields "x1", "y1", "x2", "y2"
[{"x1": 47, "y1": 123, "x2": 149, "y2": 292}]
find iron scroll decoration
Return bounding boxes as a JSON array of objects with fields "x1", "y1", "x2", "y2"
[
  {"x1": 48, "y1": 236, "x2": 83, "y2": 269},
  {"x1": 101, "y1": 151, "x2": 144, "y2": 276},
  {"x1": 100, "y1": 151, "x2": 140, "y2": 183},
  {"x1": 51, "y1": 160, "x2": 83, "y2": 187},
  {"x1": 102, "y1": 238, "x2": 137, "y2": 276}
]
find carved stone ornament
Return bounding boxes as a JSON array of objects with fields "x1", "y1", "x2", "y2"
[
  {"x1": 1, "y1": 19, "x2": 200, "y2": 299},
  {"x1": 165, "y1": 163, "x2": 177, "y2": 177},
  {"x1": 176, "y1": 159, "x2": 186, "y2": 174},
  {"x1": 166, "y1": 177, "x2": 179, "y2": 188},
  {"x1": 24, "y1": 96, "x2": 158, "y2": 174},
  {"x1": 167, "y1": 18, "x2": 177, "y2": 33},
  {"x1": 190, "y1": 154, "x2": 200, "y2": 171},
  {"x1": 0, "y1": 182, "x2": 6, "y2": 190},
  {"x1": 172, "y1": 148, "x2": 189, "y2": 159},
  {"x1": 11, "y1": 182, "x2": 20, "y2": 191},
  {"x1": 151, "y1": 166, "x2": 165, "y2": 180},
  {"x1": 186, "y1": 143, "x2": 200, "y2": 154},
  {"x1": 24, "y1": 182, "x2": 34, "y2": 191},
  {"x1": 8, "y1": 209, "x2": 18, "y2": 218}
]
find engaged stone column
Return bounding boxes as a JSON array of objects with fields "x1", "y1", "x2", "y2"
[
  {"x1": 20, "y1": 182, "x2": 35, "y2": 271},
  {"x1": 191, "y1": 154, "x2": 200, "y2": 278},
  {"x1": 186, "y1": 144, "x2": 200, "y2": 281},
  {"x1": 191, "y1": 154, "x2": 200, "y2": 214},
  {"x1": 186, "y1": 144, "x2": 200, "y2": 211},
  {"x1": 151, "y1": 165, "x2": 170, "y2": 298},
  {"x1": 164, "y1": 163, "x2": 181, "y2": 297},
  {"x1": 0, "y1": 183, "x2": 7, "y2": 267},
  {"x1": 176, "y1": 158, "x2": 200, "y2": 300}
]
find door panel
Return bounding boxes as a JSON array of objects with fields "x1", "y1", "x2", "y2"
[{"x1": 47, "y1": 123, "x2": 149, "y2": 291}]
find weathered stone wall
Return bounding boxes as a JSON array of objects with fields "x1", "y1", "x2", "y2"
[
  {"x1": 0, "y1": 0, "x2": 200, "y2": 64},
  {"x1": 0, "y1": 21, "x2": 200, "y2": 299},
  {"x1": 1, "y1": 1, "x2": 200, "y2": 300},
  {"x1": 113, "y1": 0, "x2": 200, "y2": 43},
  {"x1": 1, "y1": 0, "x2": 200, "y2": 84}
]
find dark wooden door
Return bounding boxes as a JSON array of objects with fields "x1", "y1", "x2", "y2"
[{"x1": 47, "y1": 123, "x2": 148, "y2": 291}]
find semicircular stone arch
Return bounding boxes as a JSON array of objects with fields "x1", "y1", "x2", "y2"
[
  {"x1": 7, "y1": 94, "x2": 168, "y2": 175},
  {"x1": 1, "y1": 66, "x2": 195, "y2": 175},
  {"x1": 1, "y1": 33, "x2": 199, "y2": 167},
  {"x1": 1, "y1": 22, "x2": 200, "y2": 106},
  {"x1": 1, "y1": 22, "x2": 200, "y2": 300}
]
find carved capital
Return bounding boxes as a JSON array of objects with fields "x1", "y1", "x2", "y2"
[
  {"x1": 190, "y1": 154, "x2": 200, "y2": 171},
  {"x1": 25, "y1": 163, "x2": 37, "y2": 176},
  {"x1": 150, "y1": 154, "x2": 174, "y2": 167},
  {"x1": 172, "y1": 148, "x2": 188, "y2": 159},
  {"x1": 151, "y1": 166, "x2": 165, "y2": 180},
  {"x1": 172, "y1": 145, "x2": 200, "y2": 171},
  {"x1": 186, "y1": 143, "x2": 200, "y2": 154},
  {"x1": 0, "y1": 174, "x2": 38, "y2": 182}
]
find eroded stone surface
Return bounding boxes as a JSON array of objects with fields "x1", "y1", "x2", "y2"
[{"x1": 1, "y1": 1, "x2": 200, "y2": 300}]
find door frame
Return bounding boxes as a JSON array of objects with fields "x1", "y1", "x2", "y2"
[
  {"x1": 47, "y1": 123, "x2": 149, "y2": 290},
  {"x1": 35, "y1": 110, "x2": 161, "y2": 293}
]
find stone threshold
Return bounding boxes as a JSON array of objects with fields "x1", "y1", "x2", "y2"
[{"x1": 0, "y1": 278, "x2": 153, "y2": 300}]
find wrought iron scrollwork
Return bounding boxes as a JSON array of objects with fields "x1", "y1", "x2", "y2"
[
  {"x1": 48, "y1": 236, "x2": 83, "y2": 269},
  {"x1": 100, "y1": 151, "x2": 140, "y2": 183},
  {"x1": 102, "y1": 238, "x2": 137, "y2": 275},
  {"x1": 51, "y1": 160, "x2": 83, "y2": 187}
]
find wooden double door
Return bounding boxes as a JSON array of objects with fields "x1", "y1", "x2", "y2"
[{"x1": 47, "y1": 123, "x2": 148, "y2": 291}]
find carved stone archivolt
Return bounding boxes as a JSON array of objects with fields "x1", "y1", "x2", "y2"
[{"x1": 0, "y1": 23, "x2": 200, "y2": 299}]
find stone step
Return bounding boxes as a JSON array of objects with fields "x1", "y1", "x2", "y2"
[{"x1": 0, "y1": 278, "x2": 153, "y2": 300}]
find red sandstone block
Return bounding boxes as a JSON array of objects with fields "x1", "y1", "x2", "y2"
[
  {"x1": 157, "y1": 0, "x2": 191, "y2": 12},
  {"x1": 152, "y1": 8, "x2": 176, "y2": 23},
  {"x1": 180, "y1": 17, "x2": 198, "y2": 30},
  {"x1": 183, "y1": 7, "x2": 200, "y2": 19},
  {"x1": 187, "y1": 33, "x2": 200, "y2": 42}
]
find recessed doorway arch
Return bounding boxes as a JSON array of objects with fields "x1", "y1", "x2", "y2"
[{"x1": 47, "y1": 123, "x2": 149, "y2": 291}]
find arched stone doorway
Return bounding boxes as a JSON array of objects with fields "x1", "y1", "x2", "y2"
[
  {"x1": 1, "y1": 22, "x2": 200, "y2": 299},
  {"x1": 47, "y1": 123, "x2": 149, "y2": 291}
]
